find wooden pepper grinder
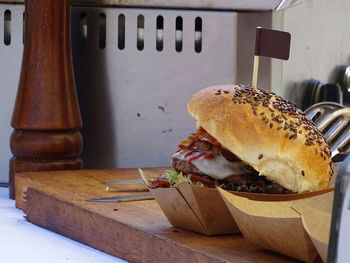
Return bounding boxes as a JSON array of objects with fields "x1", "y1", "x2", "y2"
[{"x1": 9, "y1": 0, "x2": 83, "y2": 199}]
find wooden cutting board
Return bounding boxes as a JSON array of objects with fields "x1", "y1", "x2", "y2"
[{"x1": 15, "y1": 168, "x2": 304, "y2": 263}]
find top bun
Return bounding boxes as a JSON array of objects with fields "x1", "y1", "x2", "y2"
[{"x1": 187, "y1": 84, "x2": 333, "y2": 193}]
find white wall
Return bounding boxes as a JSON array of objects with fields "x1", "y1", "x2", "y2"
[{"x1": 272, "y1": 0, "x2": 350, "y2": 106}]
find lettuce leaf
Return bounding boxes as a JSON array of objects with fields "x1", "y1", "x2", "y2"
[
  {"x1": 164, "y1": 170, "x2": 204, "y2": 187},
  {"x1": 192, "y1": 181, "x2": 205, "y2": 187}
]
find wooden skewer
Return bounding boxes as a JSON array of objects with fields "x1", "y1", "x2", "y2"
[
  {"x1": 252, "y1": 55, "x2": 260, "y2": 90},
  {"x1": 251, "y1": 27, "x2": 291, "y2": 91}
]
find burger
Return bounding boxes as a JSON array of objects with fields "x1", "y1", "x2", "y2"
[{"x1": 154, "y1": 84, "x2": 333, "y2": 194}]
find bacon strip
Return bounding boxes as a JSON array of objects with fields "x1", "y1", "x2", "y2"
[{"x1": 179, "y1": 128, "x2": 239, "y2": 161}]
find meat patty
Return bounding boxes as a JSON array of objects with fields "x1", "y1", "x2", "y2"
[
  {"x1": 172, "y1": 156, "x2": 202, "y2": 175},
  {"x1": 175, "y1": 128, "x2": 294, "y2": 194},
  {"x1": 184, "y1": 138, "x2": 240, "y2": 162},
  {"x1": 171, "y1": 156, "x2": 256, "y2": 178},
  {"x1": 171, "y1": 156, "x2": 293, "y2": 194},
  {"x1": 224, "y1": 174, "x2": 293, "y2": 194}
]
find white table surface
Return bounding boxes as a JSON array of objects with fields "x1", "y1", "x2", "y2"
[{"x1": 0, "y1": 186, "x2": 127, "y2": 263}]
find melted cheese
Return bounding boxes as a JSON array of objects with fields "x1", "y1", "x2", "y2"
[{"x1": 172, "y1": 150, "x2": 246, "y2": 180}]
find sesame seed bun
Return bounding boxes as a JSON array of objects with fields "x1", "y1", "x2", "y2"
[{"x1": 187, "y1": 84, "x2": 333, "y2": 193}]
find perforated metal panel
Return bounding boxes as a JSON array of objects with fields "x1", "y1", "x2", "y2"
[
  {"x1": 71, "y1": 7, "x2": 236, "y2": 169},
  {"x1": 0, "y1": 4, "x2": 24, "y2": 183},
  {"x1": 0, "y1": 4, "x2": 236, "y2": 182}
]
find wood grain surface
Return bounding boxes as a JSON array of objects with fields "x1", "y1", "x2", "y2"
[
  {"x1": 9, "y1": 0, "x2": 82, "y2": 199},
  {"x1": 14, "y1": 168, "x2": 302, "y2": 263}
]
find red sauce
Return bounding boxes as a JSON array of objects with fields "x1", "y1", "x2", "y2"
[
  {"x1": 204, "y1": 153, "x2": 215, "y2": 159},
  {"x1": 184, "y1": 150, "x2": 197, "y2": 158},
  {"x1": 188, "y1": 152, "x2": 206, "y2": 164},
  {"x1": 150, "y1": 180, "x2": 170, "y2": 188},
  {"x1": 188, "y1": 174, "x2": 215, "y2": 188}
]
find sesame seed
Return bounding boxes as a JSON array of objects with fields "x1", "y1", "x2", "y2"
[
  {"x1": 270, "y1": 123, "x2": 273, "y2": 128},
  {"x1": 289, "y1": 133, "x2": 297, "y2": 140},
  {"x1": 258, "y1": 154, "x2": 263, "y2": 160},
  {"x1": 229, "y1": 84, "x2": 327, "y2": 152},
  {"x1": 301, "y1": 170, "x2": 305, "y2": 176}
]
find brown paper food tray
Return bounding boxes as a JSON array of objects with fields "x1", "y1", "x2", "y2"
[
  {"x1": 292, "y1": 192, "x2": 333, "y2": 262},
  {"x1": 140, "y1": 168, "x2": 333, "y2": 236},
  {"x1": 150, "y1": 184, "x2": 240, "y2": 235},
  {"x1": 15, "y1": 168, "x2": 304, "y2": 263},
  {"x1": 218, "y1": 187, "x2": 333, "y2": 263},
  {"x1": 139, "y1": 168, "x2": 239, "y2": 235}
]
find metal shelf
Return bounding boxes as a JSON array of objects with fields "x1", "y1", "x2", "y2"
[{"x1": 0, "y1": 0, "x2": 304, "y2": 11}]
